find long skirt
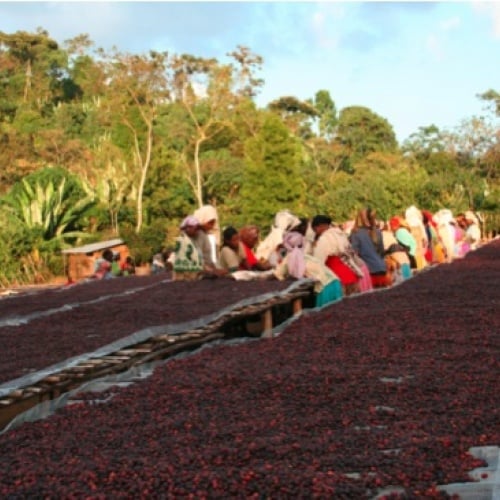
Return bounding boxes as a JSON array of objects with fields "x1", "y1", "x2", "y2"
[
  {"x1": 370, "y1": 272, "x2": 389, "y2": 288},
  {"x1": 400, "y1": 263, "x2": 412, "y2": 280},
  {"x1": 315, "y1": 279, "x2": 343, "y2": 307},
  {"x1": 357, "y1": 259, "x2": 373, "y2": 293}
]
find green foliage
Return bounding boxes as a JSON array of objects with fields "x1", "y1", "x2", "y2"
[
  {"x1": 336, "y1": 106, "x2": 398, "y2": 167},
  {"x1": 240, "y1": 113, "x2": 302, "y2": 228},
  {"x1": 312, "y1": 90, "x2": 338, "y2": 139},
  {"x1": 12, "y1": 106, "x2": 46, "y2": 134},
  {"x1": 402, "y1": 125, "x2": 446, "y2": 158},
  {"x1": 0, "y1": 28, "x2": 498, "y2": 283},
  {"x1": 350, "y1": 152, "x2": 429, "y2": 219},
  {"x1": 1, "y1": 166, "x2": 95, "y2": 248},
  {"x1": 478, "y1": 89, "x2": 500, "y2": 116},
  {"x1": 121, "y1": 220, "x2": 168, "y2": 266}
]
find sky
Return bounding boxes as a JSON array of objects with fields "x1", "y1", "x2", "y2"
[{"x1": 1, "y1": 1, "x2": 499, "y2": 143}]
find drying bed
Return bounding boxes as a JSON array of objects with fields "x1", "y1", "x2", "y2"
[
  {"x1": 0, "y1": 277, "x2": 295, "y2": 386},
  {"x1": 0, "y1": 242, "x2": 498, "y2": 498}
]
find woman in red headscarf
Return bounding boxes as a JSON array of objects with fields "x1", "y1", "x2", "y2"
[{"x1": 389, "y1": 216, "x2": 418, "y2": 270}]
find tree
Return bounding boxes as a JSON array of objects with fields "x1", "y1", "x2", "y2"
[
  {"x1": 479, "y1": 89, "x2": 500, "y2": 116},
  {"x1": 311, "y1": 89, "x2": 338, "y2": 140},
  {"x1": 402, "y1": 124, "x2": 446, "y2": 158},
  {"x1": 88, "y1": 135, "x2": 135, "y2": 235},
  {"x1": 336, "y1": 106, "x2": 398, "y2": 167},
  {"x1": 170, "y1": 47, "x2": 263, "y2": 207},
  {"x1": 0, "y1": 29, "x2": 67, "y2": 105},
  {"x1": 268, "y1": 95, "x2": 318, "y2": 139},
  {"x1": 240, "y1": 113, "x2": 302, "y2": 228},
  {"x1": 171, "y1": 54, "x2": 234, "y2": 207},
  {"x1": 99, "y1": 48, "x2": 170, "y2": 233},
  {"x1": 0, "y1": 29, "x2": 72, "y2": 184},
  {"x1": 442, "y1": 116, "x2": 499, "y2": 210}
]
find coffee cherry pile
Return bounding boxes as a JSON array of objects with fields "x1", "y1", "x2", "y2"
[{"x1": 0, "y1": 242, "x2": 498, "y2": 498}]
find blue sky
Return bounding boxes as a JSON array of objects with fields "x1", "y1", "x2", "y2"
[{"x1": 1, "y1": 1, "x2": 499, "y2": 143}]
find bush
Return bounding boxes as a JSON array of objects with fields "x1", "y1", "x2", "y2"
[{"x1": 121, "y1": 220, "x2": 168, "y2": 266}]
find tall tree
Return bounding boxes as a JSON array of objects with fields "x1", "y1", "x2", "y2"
[
  {"x1": 240, "y1": 113, "x2": 302, "y2": 228},
  {"x1": 0, "y1": 29, "x2": 67, "y2": 105},
  {"x1": 443, "y1": 116, "x2": 499, "y2": 210},
  {"x1": 479, "y1": 89, "x2": 500, "y2": 116},
  {"x1": 402, "y1": 124, "x2": 446, "y2": 158},
  {"x1": 170, "y1": 47, "x2": 263, "y2": 207},
  {"x1": 99, "y1": 48, "x2": 170, "y2": 233},
  {"x1": 0, "y1": 29, "x2": 71, "y2": 184},
  {"x1": 311, "y1": 89, "x2": 338, "y2": 140},
  {"x1": 336, "y1": 106, "x2": 398, "y2": 168},
  {"x1": 268, "y1": 95, "x2": 318, "y2": 138},
  {"x1": 171, "y1": 54, "x2": 234, "y2": 207}
]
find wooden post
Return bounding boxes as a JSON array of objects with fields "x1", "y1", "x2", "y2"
[
  {"x1": 261, "y1": 308, "x2": 273, "y2": 338},
  {"x1": 292, "y1": 298, "x2": 302, "y2": 316}
]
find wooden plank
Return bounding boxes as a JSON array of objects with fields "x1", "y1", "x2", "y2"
[
  {"x1": 128, "y1": 347, "x2": 154, "y2": 354},
  {"x1": 42, "y1": 375, "x2": 64, "y2": 383},
  {"x1": 8, "y1": 390, "x2": 24, "y2": 400},
  {"x1": 23, "y1": 387, "x2": 44, "y2": 394},
  {"x1": 83, "y1": 359, "x2": 109, "y2": 366},
  {"x1": 97, "y1": 358, "x2": 126, "y2": 365}
]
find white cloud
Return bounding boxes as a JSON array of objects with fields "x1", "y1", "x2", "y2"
[
  {"x1": 426, "y1": 34, "x2": 444, "y2": 61},
  {"x1": 310, "y1": 8, "x2": 340, "y2": 50},
  {"x1": 440, "y1": 16, "x2": 461, "y2": 31},
  {"x1": 472, "y1": 1, "x2": 500, "y2": 38}
]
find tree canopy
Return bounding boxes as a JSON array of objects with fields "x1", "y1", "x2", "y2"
[{"x1": 0, "y1": 28, "x2": 498, "y2": 286}]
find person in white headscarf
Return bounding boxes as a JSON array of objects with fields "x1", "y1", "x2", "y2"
[
  {"x1": 171, "y1": 216, "x2": 204, "y2": 280},
  {"x1": 171, "y1": 215, "x2": 228, "y2": 280},
  {"x1": 405, "y1": 205, "x2": 428, "y2": 270},
  {"x1": 255, "y1": 209, "x2": 301, "y2": 266},
  {"x1": 464, "y1": 211, "x2": 481, "y2": 250},
  {"x1": 434, "y1": 209, "x2": 456, "y2": 262},
  {"x1": 192, "y1": 204, "x2": 220, "y2": 270},
  {"x1": 274, "y1": 231, "x2": 343, "y2": 307}
]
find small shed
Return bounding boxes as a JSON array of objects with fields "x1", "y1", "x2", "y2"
[{"x1": 61, "y1": 239, "x2": 129, "y2": 281}]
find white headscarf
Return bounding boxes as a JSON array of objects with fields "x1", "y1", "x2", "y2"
[
  {"x1": 194, "y1": 205, "x2": 218, "y2": 226},
  {"x1": 256, "y1": 210, "x2": 301, "y2": 261},
  {"x1": 405, "y1": 205, "x2": 423, "y2": 227},
  {"x1": 464, "y1": 210, "x2": 479, "y2": 226},
  {"x1": 193, "y1": 205, "x2": 220, "y2": 256}
]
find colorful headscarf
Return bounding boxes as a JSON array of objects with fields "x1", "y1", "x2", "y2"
[
  {"x1": 390, "y1": 216, "x2": 409, "y2": 232},
  {"x1": 421, "y1": 210, "x2": 437, "y2": 228},
  {"x1": 180, "y1": 215, "x2": 200, "y2": 229},
  {"x1": 283, "y1": 231, "x2": 306, "y2": 279}
]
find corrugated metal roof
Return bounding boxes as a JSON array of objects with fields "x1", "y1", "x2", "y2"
[{"x1": 61, "y1": 239, "x2": 125, "y2": 255}]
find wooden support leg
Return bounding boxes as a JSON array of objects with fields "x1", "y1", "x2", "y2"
[
  {"x1": 292, "y1": 298, "x2": 302, "y2": 316},
  {"x1": 261, "y1": 308, "x2": 273, "y2": 338}
]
